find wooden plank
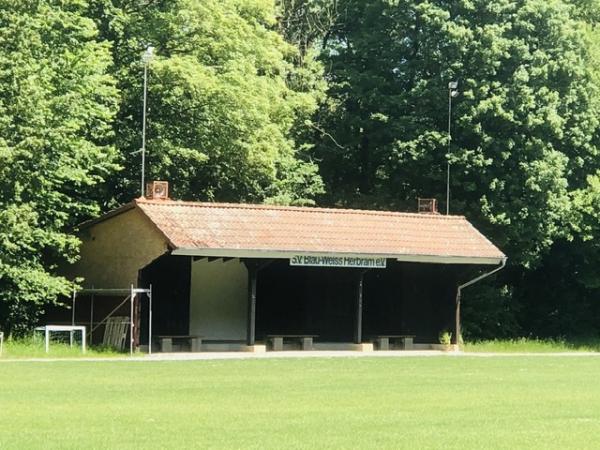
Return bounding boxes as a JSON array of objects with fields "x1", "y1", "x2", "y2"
[
  {"x1": 156, "y1": 335, "x2": 204, "y2": 339},
  {"x1": 374, "y1": 335, "x2": 416, "y2": 338},
  {"x1": 266, "y1": 334, "x2": 319, "y2": 338}
]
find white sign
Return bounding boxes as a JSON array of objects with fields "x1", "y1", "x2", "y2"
[{"x1": 290, "y1": 255, "x2": 387, "y2": 269}]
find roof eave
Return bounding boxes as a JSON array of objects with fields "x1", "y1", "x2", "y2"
[{"x1": 171, "y1": 248, "x2": 505, "y2": 265}]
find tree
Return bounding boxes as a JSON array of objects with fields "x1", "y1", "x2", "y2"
[
  {"x1": 315, "y1": 0, "x2": 600, "y2": 265},
  {"x1": 305, "y1": 0, "x2": 600, "y2": 337},
  {"x1": 0, "y1": 0, "x2": 119, "y2": 335},
  {"x1": 91, "y1": 0, "x2": 326, "y2": 205}
]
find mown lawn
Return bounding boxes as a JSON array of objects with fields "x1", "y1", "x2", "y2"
[{"x1": 1, "y1": 356, "x2": 600, "y2": 449}]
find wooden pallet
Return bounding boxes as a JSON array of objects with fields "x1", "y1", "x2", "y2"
[{"x1": 102, "y1": 317, "x2": 129, "y2": 351}]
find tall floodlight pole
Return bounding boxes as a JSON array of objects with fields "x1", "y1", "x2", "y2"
[
  {"x1": 447, "y1": 81, "x2": 459, "y2": 215},
  {"x1": 141, "y1": 46, "x2": 154, "y2": 197}
]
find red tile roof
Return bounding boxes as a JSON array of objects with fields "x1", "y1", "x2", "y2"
[{"x1": 131, "y1": 198, "x2": 504, "y2": 265}]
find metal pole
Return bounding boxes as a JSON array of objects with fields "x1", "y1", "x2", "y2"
[
  {"x1": 141, "y1": 62, "x2": 148, "y2": 197},
  {"x1": 130, "y1": 285, "x2": 134, "y2": 356},
  {"x1": 455, "y1": 290, "x2": 461, "y2": 348},
  {"x1": 148, "y1": 284, "x2": 153, "y2": 355},
  {"x1": 89, "y1": 293, "x2": 94, "y2": 345},
  {"x1": 71, "y1": 288, "x2": 76, "y2": 326},
  {"x1": 447, "y1": 88, "x2": 452, "y2": 215},
  {"x1": 454, "y1": 258, "x2": 507, "y2": 346}
]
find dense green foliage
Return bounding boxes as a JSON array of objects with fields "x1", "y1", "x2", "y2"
[
  {"x1": 0, "y1": 0, "x2": 118, "y2": 334},
  {"x1": 92, "y1": 0, "x2": 326, "y2": 204},
  {"x1": 299, "y1": 0, "x2": 600, "y2": 338},
  {"x1": 0, "y1": 0, "x2": 326, "y2": 334},
  {"x1": 2, "y1": 0, "x2": 600, "y2": 338},
  {"x1": 2, "y1": 357, "x2": 600, "y2": 448}
]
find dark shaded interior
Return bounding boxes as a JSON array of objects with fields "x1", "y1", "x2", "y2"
[
  {"x1": 139, "y1": 253, "x2": 192, "y2": 343},
  {"x1": 255, "y1": 259, "x2": 461, "y2": 343},
  {"x1": 47, "y1": 255, "x2": 472, "y2": 348}
]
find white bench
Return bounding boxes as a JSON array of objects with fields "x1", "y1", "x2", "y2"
[
  {"x1": 158, "y1": 335, "x2": 203, "y2": 352},
  {"x1": 374, "y1": 335, "x2": 415, "y2": 350},
  {"x1": 267, "y1": 335, "x2": 318, "y2": 351}
]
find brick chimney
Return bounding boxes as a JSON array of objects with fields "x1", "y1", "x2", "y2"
[
  {"x1": 145, "y1": 181, "x2": 169, "y2": 200},
  {"x1": 417, "y1": 198, "x2": 438, "y2": 214}
]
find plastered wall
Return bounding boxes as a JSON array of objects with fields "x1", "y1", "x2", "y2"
[
  {"x1": 188, "y1": 258, "x2": 248, "y2": 340},
  {"x1": 66, "y1": 208, "x2": 168, "y2": 288}
]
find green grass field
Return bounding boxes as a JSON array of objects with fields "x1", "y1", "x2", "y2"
[
  {"x1": 3, "y1": 337, "x2": 600, "y2": 360},
  {"x1": 1, "y1": 356, "x2": 600, "y2": 449}
]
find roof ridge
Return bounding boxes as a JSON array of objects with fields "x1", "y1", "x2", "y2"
[{"x1": 134, "y1": 198, "x2": 466, "y2": 220}]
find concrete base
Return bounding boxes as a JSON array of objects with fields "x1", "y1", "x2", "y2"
[
  {"x1": 160, "y1": 338, "x2": 173, "y2": 353},
  {"x1": 244, "y1": 344, "x2": 267, "y2": 353},
  {"x1": 312, "y1": 342, "x2": 377, "y2": 351},
  {"x1": 201, "y1": 342, "x2": 246, "y2": 352},
  {"x1": 429, "y1": 344, "x2": 460, "y2": 352},
  {"x1": 271, "y1": 337, "x2": 283, "y2": 351},
  {"x1": 352, "y1": 343, "x2": 374, "y2": 352},
  {"x1": 375, "y1": 337, "x2": 415, "y2": 351},
  {"x1": 191, "y1": 338, "x2": 202, "y2": 352}
]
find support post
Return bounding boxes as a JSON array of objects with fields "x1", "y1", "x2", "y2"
[
  {"x1": 130, "y1": 285, "x2": 134, "y2": 356},
  {"x1": 453, "y1": 258, "x2": 507, "y2": 347},
  {"x1": 89, "y1": 292, "x2": 94, "y2": 346},
  {"x1": 354, "y1": 271, "x2": 366, "y2": 344},
  {"x1": 148, "y1": 284, "x2": 153, "y2": 355},
  {"x1": 45, "y1": 328, "x2": 49, "y2": 353},
  {"x1": 71, "y1": 288, "x2": 76, "y2": 326},
  {"x1": 241, "y1": 259, "x2": 272, "y2": 347},
  {"x1": 247, "y1": 265, "x2": 258, "y2": 346},
  {"x1": 454, "y1": 290, "x2": 461, "y2": 346}
]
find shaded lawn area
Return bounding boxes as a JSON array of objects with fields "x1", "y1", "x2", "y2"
[
  {"x1": 1, "y1": 357, "x2": 600, "y2": 449},
  {"x1": 463, "y1": 338, "x2": 600, "y2": 353}
]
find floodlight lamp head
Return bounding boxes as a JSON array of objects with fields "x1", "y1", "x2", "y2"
[
  {"x1": 448, "y1": 81, "x2": 458, "y2": 90},
  {"x1": 450, "y1": 90, "x2": 459, "y2": 98},
  {"x1": 142, "y1": 46, "x2": 155, "y2": 64}
]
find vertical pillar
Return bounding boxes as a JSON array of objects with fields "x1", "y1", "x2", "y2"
[
  {"x1": 454, "y1": 290, "x2": 461, "y2": 346},
  {"x1": 134, "y1": 290, "x2": 141, "y2": 348},
  {"x1": 89, "y1": 293, "x2": 94, "y2": 346},
  {"x1": 354, "y1": 271, "x2": 365, "y2": 344},
  {"x1": 130, "y1": 285, "x2": 134, "y2": 356},
  {"x1": 71, "y1": 289, "x2": 76, "y2": 326},
  {"x1": 148, "y1": 284, "x2": 153, "y2": 355},
  {"x1": 247, "y1": 265, "x2": 258, "y2": 346}
]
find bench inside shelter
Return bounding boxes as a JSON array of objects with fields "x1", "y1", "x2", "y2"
[
  {"x1": 267, "y1": 335, "x2": 318, "y2": 351},
  {"x1": 373, "y1": 335, "x2": 416, "y2": 350},
  {"x1": 158, "y1": 335, "x2": 203, "y2": 352}
]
